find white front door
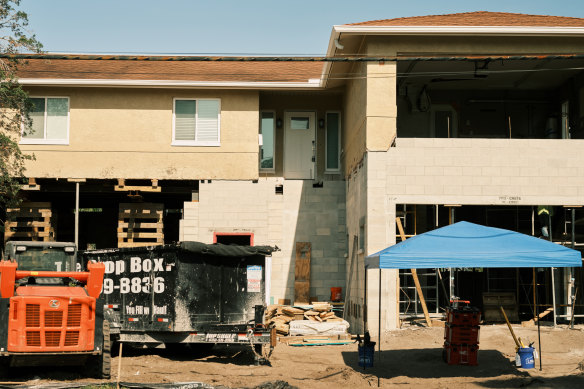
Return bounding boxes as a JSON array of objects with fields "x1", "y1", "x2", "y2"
[{"x1": 284, "y1": 112, "x2": 315, "y2": 179}]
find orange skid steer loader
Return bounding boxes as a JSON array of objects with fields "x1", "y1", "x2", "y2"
[{"x1": 0, "y1": 259, "x2": 109, "y2": 378}]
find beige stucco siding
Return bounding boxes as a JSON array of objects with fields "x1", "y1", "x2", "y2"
[
  {"x1": 342, "y1": 62, "x2": 367, "y2": 175},
  {"x1": 366, "y1": 61, "x2": 397, "y2": 152},
  {"x1": 21, "y1": 87, "x2": 260, "y2": 180}
]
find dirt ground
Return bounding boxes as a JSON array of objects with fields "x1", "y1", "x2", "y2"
[{"x1": 3, "y1": 324, "x2": 584, "y2": 388}]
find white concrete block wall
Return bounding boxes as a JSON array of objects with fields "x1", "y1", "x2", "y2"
[
  {"x1": 386, "y1": 138, "x2": 584, "y2": 205},
  {"x1": 361, "y1": 137, "x2": 584, "y2": 333},
  {"x1": 345, "y1": 163, "x2": 367, "y2": 334},
  {"x1": 179, "y1": 178, "x2": 347, "y2": 304}
]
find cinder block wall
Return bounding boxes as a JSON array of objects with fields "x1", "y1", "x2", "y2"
[
  {"x1": 360, "y1": 137, "x2": 584, "y2": 333},
  {"x1": 180, "y1": 178, "x2": 347, "y2": 303},
  {"x1": 345, "y1": 163, "x2": 366, "y2": 334},
  {"x1": 346, "y1": 155, "x2": 399, "y2": 336},
  {"x1": 385, "y1": 138, "x2": 584, "y2": 205}
]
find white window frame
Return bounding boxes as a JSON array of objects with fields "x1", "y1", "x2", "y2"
[
  {"x1": 325, "y1": 111, "x2": 341, "y2": 174},
  {"x1": 172, "y1": 97, "x2": 221, "y2": 147},
  {"x1": 259, "y1": 110, "x2": 276, "y2": 173},
  {"x1": 20, "y1": 96, "x2": 70, "y2": 145}
]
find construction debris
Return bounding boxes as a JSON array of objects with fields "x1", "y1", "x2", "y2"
[{"x1": 265, "y1": 302, "x2": 345, "y2": 336}]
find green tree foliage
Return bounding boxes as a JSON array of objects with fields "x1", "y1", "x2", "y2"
[{"x1": 0, "y1": 0, "x2": 42, "y2": 211}]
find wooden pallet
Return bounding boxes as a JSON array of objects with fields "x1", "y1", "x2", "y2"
[
  {"x1": 5, "y1": 202, "x2": 55, "y2": 242},
  {"x1": 118, "y1": 203, "x2": 164, "y2": 248}
]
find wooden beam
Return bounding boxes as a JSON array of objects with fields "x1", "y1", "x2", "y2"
[
  {"x1": 115, "y1": 185, "x2": 161, "y2": 193},
  {"x1": 396, "y1": 217, "x2": 432, "y2": 328},
  {"x1": 521, "y1": 307, "x2": 554, "y2": 327},
  {"x1": 21, "y1": 177, "x2": 40, "y2": 191}
]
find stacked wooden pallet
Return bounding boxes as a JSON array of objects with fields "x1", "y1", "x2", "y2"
[
  {"x1": 118, "y1": 203, "x2": 164, "y2": 248},
  {"x1": 265, "y1": 302, "x2": 344, "y2": 335},
  {"x1": 5, "y1": 202, "x2": 55, "y2": 242}
]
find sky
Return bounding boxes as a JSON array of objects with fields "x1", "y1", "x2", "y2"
[{"x1": 20, "y1": 0, "x2": 584, "y2": 56}]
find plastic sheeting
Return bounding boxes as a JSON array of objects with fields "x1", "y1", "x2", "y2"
[
  {"x1": 180, "y1": 241, "x2": 277, "y2": 257},
  {"x1": 366, "y1": 221, "x2": 582, "y2": 269}
]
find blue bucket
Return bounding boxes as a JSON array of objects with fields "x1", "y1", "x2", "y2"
[
  {"x1": 358, "y1": 344, "x2": 374, "y2": 368},
  {"x1": 517, "y1": 347, "x2": 535, "y2": 369}
]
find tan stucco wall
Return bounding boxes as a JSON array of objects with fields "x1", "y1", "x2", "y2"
[
  {"x1": 366, "y1": 61, "x2": 397, "y2": 152},
  {"x1": 342, "y1": 62, "x2": 367, "y2": 175},
  {"x1": 21, "y1": 87, "x2": 260, "y2": 180}
]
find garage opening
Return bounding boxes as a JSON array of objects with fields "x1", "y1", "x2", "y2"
[{"x1": 397, "y1": 204, "x2": 584, "y2": 324}]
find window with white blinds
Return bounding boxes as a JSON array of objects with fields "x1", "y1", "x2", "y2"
[
  {"x1": 173, "y1": 98, "x2": 220, "y2": 146},
  {"x1": 21, "y1": 97, "x2": 70, "y2": 145}
]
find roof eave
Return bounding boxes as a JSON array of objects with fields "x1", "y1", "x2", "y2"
[
  {"x1": 18, "y1": 78, "x2": 324, "y2": 90},
  {"x1": 321, "y1": 25, "x2": 584, "y2": 85},
  {"x1": 333, "y1": 25, "x2": 584, "y2": 39}
]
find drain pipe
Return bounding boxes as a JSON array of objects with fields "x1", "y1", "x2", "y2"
[
  {"x1": 75, "y1": 182, "x2": 79, "y2": 248},
  {"x1": 68, "y1": 179, "x2": 86, "y2": 249}
]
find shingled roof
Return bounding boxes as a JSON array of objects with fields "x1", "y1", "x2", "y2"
[
  {"x1": 348, "y1": 11, "x2": 584, "y2": 27},
  {"x1": 16, "y1": 57, "x2": 325, "y2": 84}
]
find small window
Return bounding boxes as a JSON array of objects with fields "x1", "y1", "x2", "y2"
[
  {"x1": 173, "y1": 98, "x2": 220, "y2": 146},
  {"x1": 325, "y1": 112, "x2": 341, "y2": 172},
  {"x1": 260, "y1": 111, "x2": 275, "y2": 171},
  {"x1": 290, "y1": 117, "x2": 310, "y2": 130},
  {"x1": 21, "y1": 97, "x2": 69, "y2": 145}
]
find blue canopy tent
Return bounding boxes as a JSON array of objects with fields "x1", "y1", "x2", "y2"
[
  {"x1": 366, "y1": 221, "x2": 582, "y2": 269},
  {"x1": 364, "y1": 221, "x2": 582, "y2": 372}
]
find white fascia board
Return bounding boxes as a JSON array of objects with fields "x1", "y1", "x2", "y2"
[
  {"x1": 326, "y1": 25, "x2": 584, "y2": 57},
  {"x1": 321, "y1": 28, "x2": 341, "y2": 88},
  {"x1": 18, "y1": 78, "x2": 323, "y2": 89},
  {"x1": 333, "y1": 25, "x2": 584, "y2": 37}
]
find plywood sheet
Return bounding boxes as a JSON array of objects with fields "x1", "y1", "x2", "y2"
[{"x1": 294, "y1": 242, "x2": 311, "y2": 303}]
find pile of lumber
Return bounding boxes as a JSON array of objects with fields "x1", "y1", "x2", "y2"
[{"x1": 265, "y1": 302, "x2": 344, "y2": 335}]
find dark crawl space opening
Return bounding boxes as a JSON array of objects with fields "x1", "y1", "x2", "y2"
[{"x1": 5, "y1": 179, "x2": 197, "y2": 250}]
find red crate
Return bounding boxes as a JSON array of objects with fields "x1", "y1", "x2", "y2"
[
  {"x1": 446, "y1": 308, "x2": 481, "y2": 326},
  {"x1": 444, "y1": 323, "x2": 480, "y2": 344},
  {"x1": 443, "y1": 342, "x2": 479, "y2": 366}
]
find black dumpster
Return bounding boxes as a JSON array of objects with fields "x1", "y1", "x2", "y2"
[{"x1": 81, "y1": 242, "x2": 277, "y2": 356}]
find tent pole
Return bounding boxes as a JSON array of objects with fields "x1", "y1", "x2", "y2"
[
  {"x1": 378, "y1": 268, "x2": 381, "y2": 387},
  {"x1": 535, "y1": 268, "x2": 543, "y2": 371},
  {"x1": 551, "y1": 267, "x2": 557, "y2": 327},
  {"x1": 533, "y1": 268, "x2": 537, "y2": 320},
  {"x1": 364, "y1": 265, "x2": 368, "y2": 334}
]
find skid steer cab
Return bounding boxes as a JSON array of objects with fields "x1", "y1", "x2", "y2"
[{"x1": 0, "y1": 241, "x2": 110, "y2": 378}]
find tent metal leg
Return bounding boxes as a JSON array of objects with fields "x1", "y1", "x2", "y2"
[
  {"x1": 378, "y1": 268, "x2": 381, "y2": 387},
  {"x1": 364, "y1": 265, "x2": 368, "y2": 334},
  {"x1": 535, "y1": 267, "x2": 543, "y2": 371},
  {"x1": 533, "y1": 268, "x2": 537, "y2": 320},
  {"x1": 551, "y1": 267, "x2": 557, "y2": 327}
]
